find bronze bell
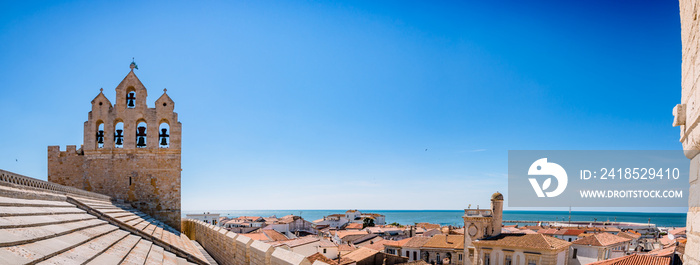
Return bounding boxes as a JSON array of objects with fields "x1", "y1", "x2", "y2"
[
  {"x1": 114, "y1": 129, "x2": 124, "y2": 145},
  {"x1": 136, "y1": 136, "x2": 146, "y2": 147},
  {"x1": 126, "y1": 92, "x2": 136, "y2": 107},
  {"x1": 159, "y1": 128, "x2": 169, "y2": 146},
  {"x1": 136, "y1": 126, "x2": 147, "y2": 148},
  {"x1": 96, "y1": 130, "x2": 104, "y2": 144}
]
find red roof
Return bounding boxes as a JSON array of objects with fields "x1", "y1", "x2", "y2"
[
  {"x1": 588, "y1": 254, "x2": 670, "y2": 265},
  {"x1": 571, "y1": 233, "x2": 631, "y2": 247}
]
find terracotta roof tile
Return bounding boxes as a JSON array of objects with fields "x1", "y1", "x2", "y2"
[
  {"x1": 344, "y1": 247, "x2": 379, "y2": 263},
  {"x1": 423, "y1": 235, "x2": 464, "y2": 249},
  {"x1": 474, "y1": 234, "x2": 571, "y2": 251},
  {"x1": 669, "y1": 227, "x2": 686, "y2": 236},
  {"x1": 383, "y1": 238, "x2": 412, "y2": 247},
  {"x1": 402, "y1": 237, "x2": 432, "y2": 248},
  {"x1": 244, "y1": 232, "x2": 270, "y2": 241},
  {"x1": 416, "y1": 223, "x2": 440, "y2": 230},
  {"x1": 308, "y1": 252, "x2": 338, "y2": 265},
  {"x1": 345, "y1": 223, "x2": 363, "y2": 230},
  {"x1": 263, "y1": 229, "x2": 289, "y2": 241},
  {"x1": 338, "y1": 243, "x2": 357, "y2": 252},
  {"x1": 364, "y1": 239, "x2": 388, "y2": 251},
  {"x1": 616, "y1": 231, "x2": 641, "y2": 240},
  {"x1": 588, "y1": 254, "x2": 671, "y2": 265},
  {"x1": 571, "y1": 233, "x2": 631, "y2": 247}
]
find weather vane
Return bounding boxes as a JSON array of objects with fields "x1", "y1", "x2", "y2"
[{"x1": 130, "y1": 57, "x2": 138, "y2": 70}]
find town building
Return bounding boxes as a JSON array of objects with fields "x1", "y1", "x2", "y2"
[
  {"x1": 186, "y1": 212, "x2": 221, "y2": 225},
  {"x1": 568, "y1": 233, "x2": 632, "y2": 265},
  {"x1": 472, "y1": 234, "x2": 571, "y2": 265},
  {"x1": 462, "y1": 192, "x2": 504, "y2": 264},
  {"x1": 421, "y1": 235, "x2": 465, "y2": 265}
]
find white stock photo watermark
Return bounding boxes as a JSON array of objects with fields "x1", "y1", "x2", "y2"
[{"x1": 508, "y1": 151, "x2": 688, "y2": 207}]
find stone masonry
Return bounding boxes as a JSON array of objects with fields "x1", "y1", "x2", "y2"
[
  {"x1": 48, "y1": 63, "x2": 183, "y2": 230},
  {"x1": 181, "y1": 219, "x2": 317, "y2": 265},
  {"x1": 677, "y1": 0, "x2": 700, "y2": 263}
]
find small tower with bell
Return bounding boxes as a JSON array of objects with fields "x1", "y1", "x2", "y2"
[{"x1": 48, "y1": 60, "x2": 183, "y2": 230}]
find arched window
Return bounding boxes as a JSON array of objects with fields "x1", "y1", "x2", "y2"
[
  {"x1": 136, "y1": 121, "x2": 147, "y2": 148},
  {"x1": 114, "y1": 122, "x2": 124, "y2": 148},
  {"x1": 126, "y1": 87, "x2": 136, "y2": 108},
  {"x1": 96, "y1": 122, "x2": 104, "y2": 148},
  {"x1": 159, "y1": 122, "x2": 170, "y2": 148}
]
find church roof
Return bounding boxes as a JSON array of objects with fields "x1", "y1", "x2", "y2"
[{"x1": 0, "y1": 169, "x2": 209, "y2": 264}]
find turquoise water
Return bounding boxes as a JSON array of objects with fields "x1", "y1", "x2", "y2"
[{"x1": 182, "y1": 210, "x2": 687, "y2": 228}]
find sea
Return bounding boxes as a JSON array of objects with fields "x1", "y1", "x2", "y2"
[{"x1": 182, "y1": 210, "x2": 687, "y2": 228}]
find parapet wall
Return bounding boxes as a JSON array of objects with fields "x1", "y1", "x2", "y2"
[
  {"x1": 48, "y1": 144, "x2": 182, "y2": 230},
  {"x1": 182, "y1": 219, "x2": 322, "y2": 265}
]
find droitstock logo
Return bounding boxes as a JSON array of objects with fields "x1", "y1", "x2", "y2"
[
  {"x1": 509, "y1": 151, "x2": 688, "y2": 207},
  {"x1": 528, "y1": 158, "x2": 568, "y2": 198}
]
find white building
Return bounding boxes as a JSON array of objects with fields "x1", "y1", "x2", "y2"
[
  {"x1": 185, "y1": 212, "x2": 220, "y2": 225},
  {"x1": 314, "y1": 210, "x2": 387, "y2": 228},
  {"x1": 314, "y1": 214, "x2": 349, "y2": 229},
  {"x1": 569, "y1": 233, "x2": 632, "y2": 265}
]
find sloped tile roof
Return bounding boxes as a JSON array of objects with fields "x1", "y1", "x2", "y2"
[
  {"x1": 308, "y1": 252, "x2": 338, "y2": 265},
  {"x1": 345, "y1": 223, "x2": 363, "y2": 230},
  {"x1": 245, "y1": 232, "x2": 271, "y2": 241},
  {"x1": 343, "y1": 247, "x2": 378, "y2": 263},
  {"x1": 616, "y1": 231, "x2": 641, "y2": 240},
  {"x1": 338, "y1": 243, "x2": 357, "y2": 252},
  {"x1": 474, "y1": 234, "x2": 571, "y2": 251},
  {"x1": 588, "y1": 254, "x2": 671, "y2": 265},
  {"x1": 363, "y1": 239, "x2": 388, "y2": 251},
  {"x1": 383, "y1": 238, "x2": 412, "y2": 247},
  {"x1": 571, "y1": 232, "x2": 631, "y2": 247},
  {"x1": 423, "y1": 235, "x2": 464, "y2": 249},
  {"x1": 402, "y1": 237, "x2": 431, "y2": 248},
  {"x1": 263, "y1": 229, "x2": 289, "y2": 241}
]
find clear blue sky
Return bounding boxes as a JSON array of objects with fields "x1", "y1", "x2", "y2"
[{"x1": 0, "y1": 0, "x2": 685, "y2": 212}]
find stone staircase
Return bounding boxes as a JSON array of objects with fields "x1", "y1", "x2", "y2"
[{"x1": 0, "y1": 170, "x2": 209, "y2": 265}]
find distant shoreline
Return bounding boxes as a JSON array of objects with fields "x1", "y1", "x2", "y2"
[{"x1": 183, "y1": 209, "x2": 687, "y2": 228}]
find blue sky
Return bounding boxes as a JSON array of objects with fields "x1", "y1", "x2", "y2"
[{"x1": 0, "y1": 1, "x2": 685, "y2": 212}]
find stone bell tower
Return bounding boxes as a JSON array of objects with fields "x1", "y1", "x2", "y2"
[{"x1": 48, "y1": 61, "x2": 183, "y2": 230}]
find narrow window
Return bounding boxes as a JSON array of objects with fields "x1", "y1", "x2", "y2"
[
  {"x1": 159, "y1": 122, "x2": 170, "y2": 148},
  {"x1": 129, "y1": 177, "x2": 132, "y2": 186},
  {"x1": 127, "y1": 91, "x2": 136, "y2": 108},
  {"x1": 136, "y1": 122, "x2": 147, "y2": 148},
  {"x1": 114, "y1": 122, "x2": 124, "y2": 148},
  {"x1": 96, "y1": 122, "x2": 104, "y2": 148},
  {"x1": 323, "y1": 249, "x2": 326, "y2": 254}
]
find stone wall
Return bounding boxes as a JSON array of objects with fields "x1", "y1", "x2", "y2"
[
  {"x1": 182, "y1": 219, "x2": 319, "y2": 265},
  {"x1": 48, "y1": 68, "x2": 182, "y2": 230},
  {"x1": 677, "y1": 0, "x2": 700, "y2": 264}
]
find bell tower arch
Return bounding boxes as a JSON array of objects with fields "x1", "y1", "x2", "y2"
[{"x1": 48, "y1": 61, "x2": 183, "y2": 230}]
